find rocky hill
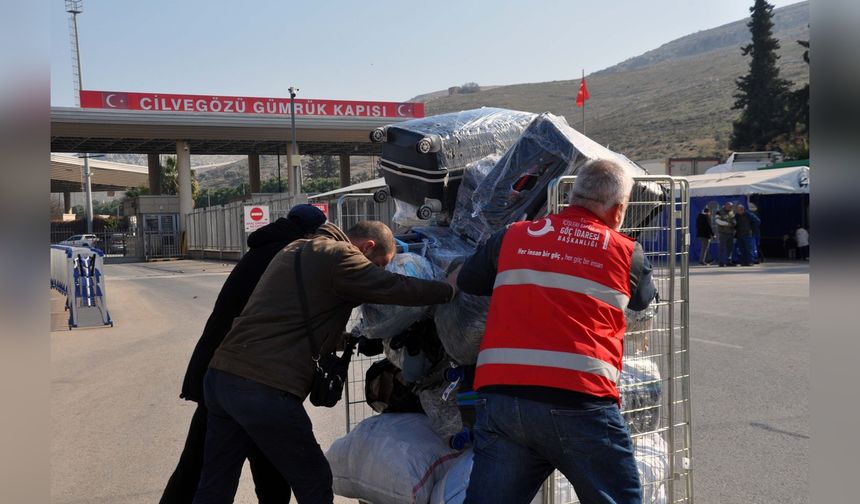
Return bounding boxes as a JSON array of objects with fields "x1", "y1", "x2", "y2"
[{"x1": 419, "y1": 1, "x2": 809, "y2": 162}]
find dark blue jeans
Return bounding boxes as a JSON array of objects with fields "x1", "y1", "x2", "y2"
[
  {"x1": 463, "y1": 392, "x2": 640, "y2": 504},
  {"x1": 718, "y1": 233, "x2": 735, "y2": 265},
  {"x1": 192, "y1": 368, "x2": 333, "y2": 504},
  {"x1": 737, "y1": 235, "x2": 755, "y2": 265}
]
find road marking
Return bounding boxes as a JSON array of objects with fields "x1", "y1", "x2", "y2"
[
  {"x1": 109, "y1": 272, "x2": 231, "y2": 281},
  {"x1": 690, "y1": 337, "x2": 743, "y2": 349}
]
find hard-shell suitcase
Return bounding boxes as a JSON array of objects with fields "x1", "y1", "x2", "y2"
[
  {"x1": 372, "y1": 108, "x2": 535, "y2": 221},
  {"x1": 463, "y1": 113, "x2": 656, "y2": 244}
]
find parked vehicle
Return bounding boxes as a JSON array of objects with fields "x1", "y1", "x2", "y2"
[
  {"x1": 59, "y1": 234, "x2": 100, "y2": 248},
  {"x1": 108, "y1": 233, "x2": 127, "y2": 254}
]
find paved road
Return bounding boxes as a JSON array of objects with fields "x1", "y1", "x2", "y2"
[{"x1": 51, "y1": 260, "x2": 808, "y2": 503}]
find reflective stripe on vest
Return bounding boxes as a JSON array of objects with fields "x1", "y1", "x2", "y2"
[
  {"x1": 477, "y1": 347, "x2": 621, "y2": 383},
  {"x1": 493, "y1": 268, "x2": 631, "y2": 311}
]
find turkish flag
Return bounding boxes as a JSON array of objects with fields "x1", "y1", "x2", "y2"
[
  {"x1": 575, "y1": 77, "x2": 590, "y2": 107},
  {"x1": 102, "y1": 92, "x2": 130, "y2": 109}
]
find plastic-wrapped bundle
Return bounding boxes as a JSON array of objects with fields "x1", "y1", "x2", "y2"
[
  {"x1": 358, "y1": 253, "x2": 436, "y2": 339},
  {"x1": 413, "y1": 226, "x2": 477, "y2": 275},
  {"x1": 419, "y1": 381, "x2": 464, "y2": 441},
  {"x1": 327, "y1": 413, "x2": 462, "y2": 504},
  {"x1": 635, "y1": 432, "x2": 669, "y2": 504},
  {"x1": 393, "y1": 199, "x2": 444, "y2": 229},
  {"x1": 469, "y1": 113, "x2": 652, "y2": 243},
  {"x1": 433, "y1": 293, "x2": 489, "y2": 365},
  {"x1": 449, "y1": 154, "x2": 500, "y2": 244},
  {"x1": 376, "y1": 108, "x2": 536, "y2": 221},
  {"x1": 620, "y1": 355, "x2": 662, "y2": 434},
  {"x1": 429, "y1": 449, "x2": 474, "y2": 504}
]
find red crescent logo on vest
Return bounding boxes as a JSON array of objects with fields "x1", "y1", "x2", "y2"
[{"x1": 527, "y1": 218, "x2": 555, "y2": 237}]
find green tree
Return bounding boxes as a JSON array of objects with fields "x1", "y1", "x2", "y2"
[
  {"x1": 160, "y1": 156, "x2": 201, "y2": 201},
  {"x1": 304, "y1": 155, "x2": 338, "y2": 179},
  {"x1": 730, "y1": 0, "x2": 792, "y2": 151}
]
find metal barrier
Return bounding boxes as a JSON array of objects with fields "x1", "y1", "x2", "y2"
[
  {"x1": 186, "y1": 193, "x2": 307, "y2": 259},
  {"x1": 547, "y1": 175, "x2": 692, "y2": 504},
  {"x1": 51, "y1": 245, "x2": 113, "y2": 330}
]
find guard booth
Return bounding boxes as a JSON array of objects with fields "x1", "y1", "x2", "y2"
[
  {"x1": 122, "y1": 195, "x2": 182, "y2": 260},
  {"x1": 334, "y1": 175, "x2": 693, "y2": 504}
]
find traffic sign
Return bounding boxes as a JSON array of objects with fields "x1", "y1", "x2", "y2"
[{"x1": 244, "y1": 205, "x2": 270, "y2": 232}]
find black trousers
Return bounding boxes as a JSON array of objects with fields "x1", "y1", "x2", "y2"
[
  {"x1": 160, "y1": 402, "x2": 291, "y2": 503},
  {"x1": 192, "y1": 369, "x2": 333, "y2": 504}
]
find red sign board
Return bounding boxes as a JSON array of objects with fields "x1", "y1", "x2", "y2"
[
  {"x1": 249, "y1": 207, "x2": 265, "y2": 221},
  {"x1": 311, "y1": 202, "x2": 329, "y2": 218},
  {"x1": 80, "y1": 90, "x2": 424, "y2": 118}
]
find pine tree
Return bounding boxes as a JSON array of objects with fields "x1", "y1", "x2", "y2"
[{"x1": 730, "y1": 0, "x2": 792, "y2": 151}]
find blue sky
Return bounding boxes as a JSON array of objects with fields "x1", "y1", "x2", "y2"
[{"x1": 50, "y1": 0, "x2": 801, "y2": 106}]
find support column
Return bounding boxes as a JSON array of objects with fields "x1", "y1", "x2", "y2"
[
  {"x1": 147, "y1": 153, "x2": 162, "y2": 195},
  {"x1": 63, "y1": 190, "x2": 72, "y2": 214},
  {"x1": 248, "y1": 154, "x2": 261, "y2": 193},
  {"x1": 339, "y1": 154, "x2": 351, "y2": 188},
  {"x1": 176, "y1": 141, "x2": 193, "y2": 233},
  {"x1": 287, "y1": 147, "x2": 301, "y2": 195}
]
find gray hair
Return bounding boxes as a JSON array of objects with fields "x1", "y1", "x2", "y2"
[{"x1": 568, "y1": 159, "x2": 634, "y2": 213}]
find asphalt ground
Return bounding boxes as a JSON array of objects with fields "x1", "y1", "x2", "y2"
[{"x1": 51, "y1": 259, "x2": 809, "y2": 503}]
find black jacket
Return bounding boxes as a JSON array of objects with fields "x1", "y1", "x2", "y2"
[
  {"x1": 696, "y1": 213, "x2": 714, "y2": 239},
  {"x1": 180, "y1": 218, "x2": 308, "y2": 402}
]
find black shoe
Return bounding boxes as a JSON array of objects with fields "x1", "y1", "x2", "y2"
[{"x1": 719, "y1": 264, "x2": 726, "y2": 267}]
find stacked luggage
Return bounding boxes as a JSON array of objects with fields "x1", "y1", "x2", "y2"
[{"x1": 326, "y1": 108, "x2": 669, "y2": 504}]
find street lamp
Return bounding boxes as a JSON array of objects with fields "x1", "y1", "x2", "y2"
[
  {"x1": 288, "y1": 86, "x2": 300, "y2": 194},
  {"x1": 66, "y1": 0, "x2": 95, "y2": 233}
]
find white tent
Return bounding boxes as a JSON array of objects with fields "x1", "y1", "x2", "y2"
[{"x1": 686, "y1": 166, "x2": 809, "y2": 197}]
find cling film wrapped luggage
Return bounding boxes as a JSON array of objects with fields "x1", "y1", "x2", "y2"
[
  {"x1": 449, "y1": 154, "x2": 500, "y2": 244},
  {"x1": 469, "y1": 113, "x2": 653, "y2": 243},
  {"x1": 419, "y1": 381, "x2": 465, "y2": 440},
  {"x1": 358, "y1": 253, "x2": 437, "y2": 339},
  {"x1": 433, "y1": 293, "x2": 489, "y2": 365},
  {"x1": 376, "y1": 108, "x2": 536, "y2": 221}
]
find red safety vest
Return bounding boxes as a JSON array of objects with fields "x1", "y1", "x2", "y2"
[{"x1": 474, "y1": 205, "x2": 636, "y2": 402}]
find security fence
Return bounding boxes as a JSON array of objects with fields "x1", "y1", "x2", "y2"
[{"x1": 186, "y1": 193, "x2": 307, "y2": 259}]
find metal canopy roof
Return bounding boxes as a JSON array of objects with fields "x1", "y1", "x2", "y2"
[
  {"x1": 50, "y1": 107, "x2": 403, "y2": 155},
  {"x1": 51, "y1": 153, "x2": 149, "y2": 192}
]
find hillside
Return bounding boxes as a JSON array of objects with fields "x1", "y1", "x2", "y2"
[{"x1": 421, "y1": 1, "x2": 809, "y2": 162}]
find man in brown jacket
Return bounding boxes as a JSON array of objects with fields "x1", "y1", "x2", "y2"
[{"x1": 193, "y1": 221, "x2": 456, "y2": 504}]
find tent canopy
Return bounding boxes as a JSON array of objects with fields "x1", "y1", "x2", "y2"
[{"x1": 687, "y1": 166, "x2": 809, "y2": 197}]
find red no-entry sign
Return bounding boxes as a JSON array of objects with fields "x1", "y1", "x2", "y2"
[{"x1": 244, "y1": 205, "x2": 270, "y2": 232}]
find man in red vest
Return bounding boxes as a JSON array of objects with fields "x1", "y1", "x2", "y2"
[{"x1": 458, "y1": 159, "x2": 657, "y2": 504}]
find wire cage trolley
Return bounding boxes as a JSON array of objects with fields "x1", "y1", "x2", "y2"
[
  {"x1": 336, "y1": 176, "x2": 693, "y2": 504},
  {"x1": 51, "y1": 244, "x2": 113, "y2": 330}
]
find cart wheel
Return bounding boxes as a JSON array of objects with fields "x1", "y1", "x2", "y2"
[
  {"x1": 417, "y1": 205, "x2": 433, "y2": 220},
  {"x1": 372, "y1": 188, "x2": 389, "y2": 203}
]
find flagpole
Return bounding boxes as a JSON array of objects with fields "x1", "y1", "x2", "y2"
[{"x1": 581, "y1": 69, "x2": 586, "y2": 134}]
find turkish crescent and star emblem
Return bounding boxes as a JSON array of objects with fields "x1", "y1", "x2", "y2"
[
  {"x1": 396, "y1": 103, "x2": 413, "y2": 117},
  {"x1": 527, "y1": 218, "x2": 555, "y2": 237},
  {"x1": 103, "y1": 92, "x2": 130, "y2": 109}
]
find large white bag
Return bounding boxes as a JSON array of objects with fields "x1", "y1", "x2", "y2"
[
  {"x1": 326, "y1": 413, "x2": 462, "y2": 504},
  {"x1": 429, "y1": 449, "x2": 474, "y2": 504}
]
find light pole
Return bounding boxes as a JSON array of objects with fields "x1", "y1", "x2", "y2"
[
  {"x1": 288, "y1": 86, "x2": 300, "y2": 194},
  {"x1": 66, "y1": 0, "x2": 95, "y2": 233}
]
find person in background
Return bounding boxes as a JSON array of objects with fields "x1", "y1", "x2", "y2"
[
  {"x1": 795, "y1": 224, "x2": 809, "y2": 260},
  {"x1": 696, "y1": 207, "x2": 715, "y2": 265},
  {"x1": 734, "y1": 204, "x2": 760, "y2": 266},
  {"x1": 193, "y1": 220, "x2": 457, "y2": 504},
  {"x1": 749, "y1": 204, "x2": 763, "y2": 263},
  {"x1": 457, "y1": 159, "x2": 657, "y2": 504},
  {"x1": 160, "y1": 204, "x2": 327, "y2": 504},
  {"x1": 715, "y1": 201, "x2": 737, "y2": 267}
]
